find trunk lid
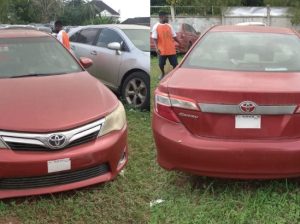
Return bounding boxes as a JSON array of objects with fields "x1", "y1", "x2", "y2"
[{"x1": 167, "y1": 68, "x2": 300, "y2": 139}]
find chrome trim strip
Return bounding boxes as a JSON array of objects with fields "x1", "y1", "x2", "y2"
[
  {"x1": 0, "y1": 118, "x2": 105, "y2": 149},
  {"x1": 199, "y1": 103, "x2": 297, "y2": 115},
  {"x1": 69, "y1": 126, "x2": 101, "y2": 142},
  {"x1": 2, "y1": 137, "x2": 44, "y2": 146}
]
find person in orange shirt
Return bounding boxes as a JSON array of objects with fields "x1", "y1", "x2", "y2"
[
  {"x1": 152, "y1": 11, "x2": 180, "y2": 79},
  {"x1": 55, "y1": 20, "x2": 70, "y2": 50}
]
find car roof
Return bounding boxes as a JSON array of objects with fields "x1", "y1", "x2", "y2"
[
  {"x1": 210, "y1": 25, "x2": 296, "y2": 35},
  {"x1": 0, "y1": 29, "x2": 50, "y2": 38},
  {"x1": 79, "y1": 24, "x2": 149, "y2": 30}
]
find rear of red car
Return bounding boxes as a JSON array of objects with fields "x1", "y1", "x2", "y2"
[{"x1": 153, "y1": 25, "x2": 300, "y2": 179}]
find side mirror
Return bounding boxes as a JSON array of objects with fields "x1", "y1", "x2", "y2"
[
  {"x1": 108, "y1": 42, "x2": 122, "y2": 55},
  {"x1": 79, "y1": 57, "x2": 93, "y2": 68},
  {"x1": 108, "y1": 42, "x2": 121, "y2": 51}
]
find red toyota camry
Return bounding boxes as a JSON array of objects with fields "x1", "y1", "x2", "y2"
[
  {"x1": 0, "y1": 29, "x2": 127, "y2": 199},
  {"x1": 153, "y1": 25, "x2": 300, "y2": 179}
]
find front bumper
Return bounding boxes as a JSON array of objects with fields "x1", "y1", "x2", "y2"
[
  {"x1": 153, "y1": 111, "x2": 300, "y2": 179},
  {"x1": 0, "y1": 125, "x2": 127, "y2": 199}
]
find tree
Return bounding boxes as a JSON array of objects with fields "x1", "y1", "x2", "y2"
[
  {"x1": 0, "y1": 0, "x2": 40, "y2": 24},
  {"x1": 31, "y1": 0, "x2": 63, "y2": 23},
  {"x1": 0, "y1": 0, "x2": 10, "y2": 23},
  {"x1": 242, "y1": 0, "x2": 264, "y2": 6},
  {"x1": 264, "y1": 0, "x2": 300, "y2": 24},
  {"x1": 151, "y1": 0, "x2": 167, "y2": 5}
]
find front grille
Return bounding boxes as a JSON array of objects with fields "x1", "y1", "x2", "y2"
[
  {"x1": 0, "y1": 163, "x2": 110, "y2": 189},
  {"x1": 6, "y1": 131, "x2": 99, "y2": 151},
  {"x1": 68, "y1": 131, "x2": 99, "y2": 148}
]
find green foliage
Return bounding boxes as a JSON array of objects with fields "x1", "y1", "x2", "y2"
[
  {"x1": 166, "y1": 0, "x2": 183, "y2": 5},
  {"x1": 84, "y1": 16, "x2": 119, "y2": 25},
  {"x1": 0, "y1": 0, "x2": 118, "y2": 25},
  {"x1": 264, "y1": 0, "x2": 300, "y2": 24},
  {"x1": 242, "y1": 0, "x2": 264, "y2": 5},
  {"x1": 0, "y1": 0, "x2": 10, "y2": 23},
  {"x1": 151, "y1": 0, "x2": 167, "y2": 5},
  {"x1": 59, "y1": 0, "x2": 90, "y2": 25},
  {"x1": 158, "y1": 0, "x2": 243, "y2": 6}
]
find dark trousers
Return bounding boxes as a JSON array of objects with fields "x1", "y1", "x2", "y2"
[{"x1": 159, "y1": 55, "x2": 178, "y2": 70}]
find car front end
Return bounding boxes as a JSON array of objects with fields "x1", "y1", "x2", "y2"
[{"x1": 0, "y1": 30, "x2": 128, "y2": 199}]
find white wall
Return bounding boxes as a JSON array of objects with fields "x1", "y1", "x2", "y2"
[{"x1": 151, "y1": 16, "x2": 297, "y2": 33}]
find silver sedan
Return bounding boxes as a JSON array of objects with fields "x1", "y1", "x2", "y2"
[{"x1": 69, "y1": 24, "x2": 150, "y2": 110}]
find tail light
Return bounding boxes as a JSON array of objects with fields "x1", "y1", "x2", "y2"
[{"x1": 155, "y1": 91, "x2": 199, "y2": 122}]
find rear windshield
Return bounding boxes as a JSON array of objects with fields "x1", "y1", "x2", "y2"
[
  {"x1": 0, "y1": 36, "x2": 83, "y2": 78},
  {"x1": 122, "y1": 29, "x2": 150, "y2": 52},
  {"x1": 182, "y1": 32, "x2": 300, "y2": 72}
]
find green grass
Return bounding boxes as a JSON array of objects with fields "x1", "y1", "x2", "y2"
[{"x1": 150, "y1": 55, "x2": 300, "y2": 224}]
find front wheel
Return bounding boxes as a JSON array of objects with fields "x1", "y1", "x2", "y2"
[{"x1": 121, "y1": 71, "x2": 150, "y2": 110}]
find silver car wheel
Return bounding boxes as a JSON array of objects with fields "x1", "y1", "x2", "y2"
[{"x1": 125, "y1": 78, "x2": 147, "y2": 107}]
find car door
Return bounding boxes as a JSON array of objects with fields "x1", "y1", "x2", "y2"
[
  {"x1": 90, "y1": 28, "x2": 125, "y2": 90},
  {"x1": 69, "y1": 28, "x2": 100, "y2": 76}
]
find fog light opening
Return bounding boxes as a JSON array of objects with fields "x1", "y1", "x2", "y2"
[{"x1": 118, "y1": 151, "x2": 126, "y2": 166}]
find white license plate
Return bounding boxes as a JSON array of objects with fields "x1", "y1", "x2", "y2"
[
  {"x1": 235, "y1": 115, "x2": 261, "y2": 129},
  {"x1": 47, "y1": 158, "x2": 71, "y2": 173}
]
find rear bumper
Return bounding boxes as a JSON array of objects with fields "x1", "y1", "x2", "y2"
[
  {"x1": 0, "y1": 125, "x2": 127, "y2": 199},
  {"x1": 153, "y1": 111, "x2": 300, "y2": 179}
]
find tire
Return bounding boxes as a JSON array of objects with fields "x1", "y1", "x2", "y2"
[{"x1": 121, "y1": 71, "x2": 150, "y2": 110}]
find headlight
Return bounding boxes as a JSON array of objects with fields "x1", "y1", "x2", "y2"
[{"x1": 98, "y1": 102, "x2": 126, "y2": 137}]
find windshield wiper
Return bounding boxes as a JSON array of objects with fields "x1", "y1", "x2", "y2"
[{"x1": 9, "y1": 72, "x2": 66, "y2": 78}]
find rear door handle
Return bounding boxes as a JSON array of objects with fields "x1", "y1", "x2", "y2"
[{"x1": 90, "y1": 50, "x2": 97, "y2": 56}]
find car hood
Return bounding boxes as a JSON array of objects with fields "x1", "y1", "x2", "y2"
[{"x1": 0, "y1": 72, "x2": 118, "y2": 132}]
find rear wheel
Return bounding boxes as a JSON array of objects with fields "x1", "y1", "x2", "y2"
[{"x1": 121, "y1": 71, "x2": 150, "y2": 110}]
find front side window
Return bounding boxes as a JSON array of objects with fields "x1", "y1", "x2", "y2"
[
  {"x1": 0, "y1": 36, "x2": 83, "y2": 78},
  {"x1": 182, "y1": 32, "x2": 300, "y2": 72}
]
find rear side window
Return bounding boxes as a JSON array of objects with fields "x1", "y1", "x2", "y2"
[
  {"x1": 182, "y1": 32, "x2": 300, "y2": 72},
  {"x1": 96, "y1": 28, "x2": 124, "y2": 48},
  {"x1": 73, "y1": 28, "x2": 98, "y2": 45}
]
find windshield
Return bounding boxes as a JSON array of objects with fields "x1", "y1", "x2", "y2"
[
  {"x1": 182, "y1": 32, "x2": 300, "y2": 72},
  {"x1": 122, "y1": 29, "x2": 150, "y2": 52},
  {"x1": 0, "y1": 36, "x2": 83, "y2": 78}
]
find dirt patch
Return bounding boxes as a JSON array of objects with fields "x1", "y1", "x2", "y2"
[{"x1": 0, "y1": 216, "x2": 21, "y2": 224}]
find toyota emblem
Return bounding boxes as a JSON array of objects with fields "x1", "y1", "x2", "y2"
[
  {"x1": 48, "y1": 134, "x2": 67, "y2": 149},
  {"x1": 239, "y1": 101, "x2": 257, "y2": 113}
]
